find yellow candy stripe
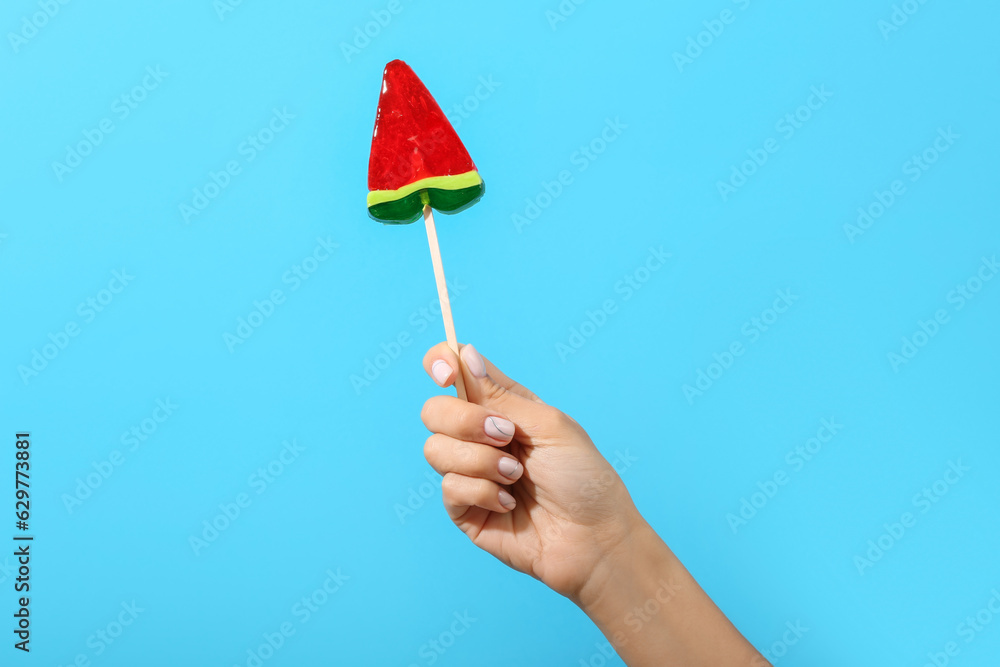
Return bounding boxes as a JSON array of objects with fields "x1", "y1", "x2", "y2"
[{"x1": 367, "y1": 170, "x2": 482, "y2": 208}]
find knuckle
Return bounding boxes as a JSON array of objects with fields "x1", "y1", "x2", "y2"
[
  {"x1": 508, "y1": 379, "x2": 539, "y2": 403},
  {"x1": 474, "y1": 477, "x2": 495, "y2": 500},
  {"x1": 454, "y1": 440, "x2": 478, "y2": 467},
  {"x1": 540, "y1": 404, "x2": 568, "y2": 427},
  {"x1": 440, "y1": 472, "x2": 461, "y2": 496},
  {"x1": 552, "y1": 407, "x2": 572, "y2": 426},
  {"x1": 423, "y1": 434, "x2": 440, "y2": 462},
  {"x1": 551, "y1": 406, "x2": 582, "y2": 433},
  {"x1": 456, "y1": 402, "x2": 481, "y2": 431},
  {"x1": 420, "y1": 398, "x2": 436, "y2": 427},
  {"x1": 482, "y1": 380, "x2": 508, "y2": 404}
]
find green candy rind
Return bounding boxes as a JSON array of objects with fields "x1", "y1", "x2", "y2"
[{"x1": 367, "y1": 181, "x2": 486, "y2": 225}]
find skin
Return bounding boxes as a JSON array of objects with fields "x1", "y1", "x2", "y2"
[{"x1": 421, "y1": 342, "x2": 769, "y2": 667}]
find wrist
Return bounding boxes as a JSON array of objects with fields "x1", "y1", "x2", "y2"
[
  {"x1": 573, "y1": 516, "x2": 767, "y2": 667},
  {"x1": 572, "y1": 513, "x2": 680, "y2": 629}
]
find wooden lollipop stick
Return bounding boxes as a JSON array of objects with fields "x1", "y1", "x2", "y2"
[{"x1": 422, "y1": 204, "x2": 468, "y2": 401}]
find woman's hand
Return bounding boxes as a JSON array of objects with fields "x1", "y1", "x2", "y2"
[
  {"x1": 420, "y1": 342, "x2": 641, "y2": 604},
  {"x1": 420, "y1": 342, "x2": 768, "y2": 666}
]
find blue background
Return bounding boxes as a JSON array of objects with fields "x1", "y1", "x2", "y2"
[{"x1": 2, "y1": 0, "x2": 998, "y2": 665}]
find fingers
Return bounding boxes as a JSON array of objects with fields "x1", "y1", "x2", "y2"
[
  {"x1": 441, "y1": 472, "x2": 517, "y2": 519},
  {"x1": 423, "y1": 342, "x2": 462, "y2": 389},
  {"x1": 422, "y1": 342, "x2": 542, "y2": 403},
  {"x1": 421, "y1": 395, "x2": 516, "y2": 446},
  {"x1": 423, "y1": 341, "x2": 572, "y2": 446},
  {"x1": 479, "y1": 356, "x2": 543, "y2": 403},
  {"x1": 424, "y1": 434, "x2": 524, "y2": 485},
  {"x1": 458, "y1": 344, "x2": 562, "y2": 444}
]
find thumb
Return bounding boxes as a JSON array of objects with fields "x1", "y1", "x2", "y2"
[{"x1": 458, "y1": 344, "x2": 563, "y2": 444}]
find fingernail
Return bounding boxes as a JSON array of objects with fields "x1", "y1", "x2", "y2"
[
  {"x1": 431, "y1": 360, "x2": 452, "y2": 386},
  {"x1": 485, "y1": 416, "x2": 515, "y2": 441},
  {"x1": 498, "y1": 489, "x2": 516, "y2": 509},
  {"x1": 461, "y1": 344, "x2": 486, "y2": 378},
  {"x1": 498, "y1": 457, "x2": 523, "y2": 480}
]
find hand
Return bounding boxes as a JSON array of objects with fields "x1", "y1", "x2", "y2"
[
  {"x1": 420, "y1": 342, "x2": 642, "y2": 603},
  {"x1": 420, "y1": 342, "x2": 768, "y2": 666}
]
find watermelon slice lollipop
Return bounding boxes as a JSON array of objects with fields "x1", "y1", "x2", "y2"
[
  {"x1": 366, "y1": 60, "x2": 485, "y2": 400},
  {"x1": 367, "y1": 60, "x2": 485, "y2": 224}
]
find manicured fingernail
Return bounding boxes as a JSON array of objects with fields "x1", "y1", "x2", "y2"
[
  {"x1": 498, "y1": 457, "x2": 523, "y2": 480},
  {"x1": 461, "y1": 344, "x2": 486, "y2": 378},
  {"x1": 498, "y1": 489, "x2": 516, "y2": 509},
  {"x1": 431, "y1": 360, "x2": 452, "y2": 386},
  {"x1": 485, "y1": 416, "x2": 515, "y2": 442}
]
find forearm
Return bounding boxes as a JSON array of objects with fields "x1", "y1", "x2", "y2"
[{"x1": 574, "y1": 518, "x2": 768, "y2": 667}]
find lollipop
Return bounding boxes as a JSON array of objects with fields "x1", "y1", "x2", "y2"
[
  {"x1": 366, "y1": 60, "x2": 485, "y2": 399},
  {"x1": 367, "y1": 60, "x2": 485, "y2": 224}
]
